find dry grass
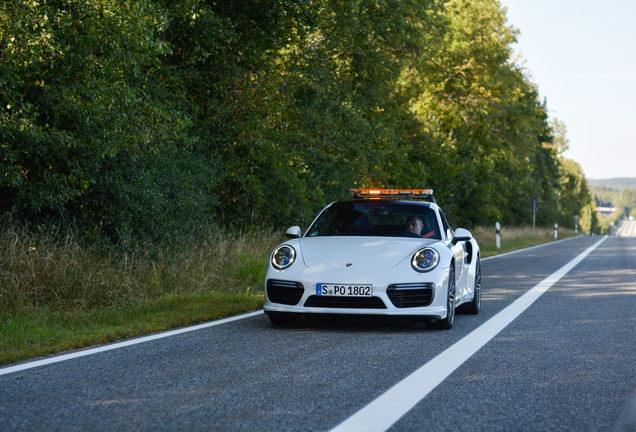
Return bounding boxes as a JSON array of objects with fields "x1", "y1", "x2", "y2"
[
  {"x1": 0, "y1": 221, "x2": 575, "y2": 313},
  {"x1": 471, "y1": 225, "x2": 575, "y2": 257},
  {"x1": 0, "y1": 220, "x2": 285, "y2": 364},
  {"x1": 0, "y1": 221, "x2": 282, "y2": 313}
]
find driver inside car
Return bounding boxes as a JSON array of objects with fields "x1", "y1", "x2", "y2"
[{"x1": 406, "y1": 216, "x2": 435, "y2": 238}]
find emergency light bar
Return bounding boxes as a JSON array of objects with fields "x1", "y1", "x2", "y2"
[{"x1": 351, "y1": 189, "x2": 435, "y2": 202}]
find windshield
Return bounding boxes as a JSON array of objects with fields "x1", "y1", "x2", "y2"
[{"x1": 306, "y1": 201, "x2": 441, "y2": 239}]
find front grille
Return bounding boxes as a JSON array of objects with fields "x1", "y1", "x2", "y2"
[
  {"x1": 304, "y1": 295, "x2": 387, "y2": 309},
  {"x1": 387, "y1": 283, "x2": 434, "y2": 308},
  {"x1": 266, "y1": 279, "x2": 304, "y2": 305}
]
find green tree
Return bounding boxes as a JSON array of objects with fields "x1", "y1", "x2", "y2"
[
  {"x1": 1, "y1": 0, "x2": 594, "y2": 239},
  {"x1": 558, "y1": 159, "x2": 592, "y2": 227},
  {"x1": 1, "y1": 1, "x2": 216, "y2": 241},
  {"x1": 405, "y1": 0, "x2": 561, "y2": 226},
  {"x1": 550, "y1": 118, "x2": 569, "y2": 155}
]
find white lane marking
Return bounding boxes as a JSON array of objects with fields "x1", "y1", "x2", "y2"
[
  {"x1": 0, "y1": 310, "x2": 263, "y2": 376},
  {"x1": 331, "y1": 236, "x2": 607, "y2": 432}
]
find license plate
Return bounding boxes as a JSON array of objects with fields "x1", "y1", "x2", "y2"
[{"x1": 316, "y1": 284, "x2": 373, "y2": 297}]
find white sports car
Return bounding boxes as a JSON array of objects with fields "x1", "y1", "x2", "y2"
[{"x1": 263, "y1": 189, "x2": 481, "y2": 329}]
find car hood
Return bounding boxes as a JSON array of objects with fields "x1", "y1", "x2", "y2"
[{"x1": 298, "y1": 236, "x2": 436, "y2": 270}]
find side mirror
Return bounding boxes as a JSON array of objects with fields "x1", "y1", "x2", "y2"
[
  {"x1": 285, "y1": 226, "x2": 302, "y2": 239},
  {"x1": 451, "y1": 228, "x2": 472, "y2": 245}
]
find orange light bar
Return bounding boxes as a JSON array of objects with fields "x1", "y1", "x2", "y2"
[{"x1": 351, "y1": 188, "x2": 434, "y2": 196}]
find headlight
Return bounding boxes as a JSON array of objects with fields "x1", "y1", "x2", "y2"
[
  {"x1": 411, "y1": 248, "x2": 439, "y2": 272},
  {"x1": 271, "y1": 245, "x2": 296, "y2": 270}
]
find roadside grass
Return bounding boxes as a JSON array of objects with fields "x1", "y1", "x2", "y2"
[
  {"x1": 472, "y1": 225, "x2": 575, "y2": 257},
  {"x1": 0, "y1": 292, "x2": 263, "y2": 365},
  {"x1": 0, "y1": 221, "x2": 576, "y2": 366},
  {"x1": 0, "y1": 221, "x2": 279, "y2": 366}
]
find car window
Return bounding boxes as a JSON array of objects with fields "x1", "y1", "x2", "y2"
[{"x1": 307, "y1": 201, "x2": 441, "y2": 239}]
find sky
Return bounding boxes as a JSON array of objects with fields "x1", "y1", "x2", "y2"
[{"x1": 498, "y1": 0, "x2": 636, "y2": 179}]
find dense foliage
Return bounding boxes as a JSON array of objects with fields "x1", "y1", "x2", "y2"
[{"x1": 1, "y1": 0, "x2": 596, "y2": 241}]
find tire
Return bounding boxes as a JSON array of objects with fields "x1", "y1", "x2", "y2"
[
  {"x1": 432, "y1": 263, "x2": 456, "y2": 330},
  {"x1": 463, "y1": 256, "x2": 481, "y2": 315}
]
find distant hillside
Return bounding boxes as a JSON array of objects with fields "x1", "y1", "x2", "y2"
[{"x1": 588, "y1": 178, "x2": 636, "y2": 190}]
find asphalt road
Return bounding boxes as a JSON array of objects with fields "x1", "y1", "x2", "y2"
[{"x1": 1, "y1": 235, "x2": 635, "y2": 431}]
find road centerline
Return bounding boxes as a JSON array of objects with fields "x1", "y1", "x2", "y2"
[{"x1": 331, "y1": 236, "x2": 607, "y2": 432}]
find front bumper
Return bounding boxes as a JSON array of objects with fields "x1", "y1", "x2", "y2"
[{"x1": 263, "y1": 266, "x2": 450, "y2": 319}]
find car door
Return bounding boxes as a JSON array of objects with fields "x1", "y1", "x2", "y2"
[{"x1": 440, "y1": 211, "x2": 466, "y2": 296}]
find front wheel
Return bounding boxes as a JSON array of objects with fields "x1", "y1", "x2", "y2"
[{"x1": 432, "y1": 264, "x2": 456, "y2": 330}]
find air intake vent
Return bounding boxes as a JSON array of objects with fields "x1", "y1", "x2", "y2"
[
  {"x1": 266, "y1": 279, "x2": 304, "y2": 305},
  {"x1": 304, "y1": 296, "x2": 387, "y2": 309},
  {"x1": 387, "y1": 283, "x2": 434, "y2": 308}
]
